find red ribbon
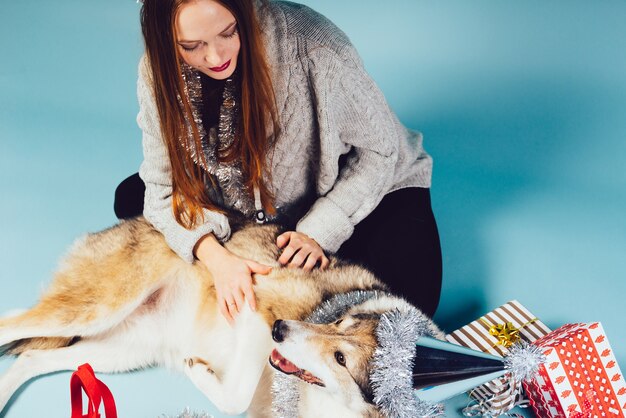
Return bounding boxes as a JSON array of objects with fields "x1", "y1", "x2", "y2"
[{"x1": 70, "y1": 363, "x2": 118, "y2": 418}]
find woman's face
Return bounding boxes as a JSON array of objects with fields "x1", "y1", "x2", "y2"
[{"x1": 175, "y1": 0, "x2": 240, "y2": 80}]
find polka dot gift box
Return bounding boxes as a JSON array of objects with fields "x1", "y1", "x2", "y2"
[{"x1": 524, "y1": 322, "x2": 626, "y2": 418}]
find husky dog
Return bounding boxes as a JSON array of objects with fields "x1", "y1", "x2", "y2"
[{"x1": 0, "y1": 217, "x2": 442, "y2": 417}]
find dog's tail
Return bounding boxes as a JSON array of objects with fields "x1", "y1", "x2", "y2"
[{"x1": 1, "y1": 336, "x2": 78, "y2": 357}]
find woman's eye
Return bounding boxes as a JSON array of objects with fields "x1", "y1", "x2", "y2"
[
  {"x1": 178, "y1": 43, "x2": 199, "y2": 52},
  {"x1": 335, "y1": 351, "x2": 346, "y2": 366},
  {"x1": 221, "y1": 27, "x2": 238, "y2": 39}
]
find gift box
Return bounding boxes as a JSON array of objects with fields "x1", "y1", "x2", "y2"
[
  {"x1": 445, "y1": 300, "x2": 552, "y2": 413},
  {"x1": 524, "y1": 322, "x2": 626, "y2": 418}
]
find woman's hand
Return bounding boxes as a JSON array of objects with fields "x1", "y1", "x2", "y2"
[
  {"x1": 194, "y1": 234, "x2": 272, "y2": 325},
  {"x1": 276, "y1": 231, "x2": 330, "y2": 271}
]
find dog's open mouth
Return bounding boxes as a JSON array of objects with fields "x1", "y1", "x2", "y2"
[{"x1": 269, "y1": 349, "x2": 325, "y2": 387}]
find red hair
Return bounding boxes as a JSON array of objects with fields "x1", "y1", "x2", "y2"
[{"x1": 141, "y1": 0, "x2": 278, "y2": 228}]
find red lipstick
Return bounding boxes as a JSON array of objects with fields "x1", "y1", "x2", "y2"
[{"x1": 210, "y1": 59, "x2": 231, "y2": 72}]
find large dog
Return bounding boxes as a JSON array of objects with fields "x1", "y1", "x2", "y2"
[{"x1": 0, "y1": 217, "x2": 442, "y2": 417}]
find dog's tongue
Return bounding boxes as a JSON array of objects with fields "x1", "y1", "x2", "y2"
[{"x1": 271, "y1": 349, "x2": 300, "y2": 374}]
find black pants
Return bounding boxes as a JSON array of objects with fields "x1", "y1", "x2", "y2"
[{"x1": 114, "y1": 173, "x2": 442, "y2": 316}]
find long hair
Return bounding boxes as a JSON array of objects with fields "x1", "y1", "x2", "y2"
[{"x1": 140, "y1": 0, "x2": 278, "y2": 229}]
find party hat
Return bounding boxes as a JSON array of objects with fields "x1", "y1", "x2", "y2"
[
  {"x1": 413, "y1": 338, "x2": 505, "y2": 389},
  {"x1": 371, "y1": 310, "x2": 546, "y2": 417},
  {"x1": 412, "y1": 336, "x2": 546, "y2": 404}
]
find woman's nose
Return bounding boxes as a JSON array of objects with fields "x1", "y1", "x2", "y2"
[{"x1": 203, "y1": 44, "x2": 222, "y2": 67}]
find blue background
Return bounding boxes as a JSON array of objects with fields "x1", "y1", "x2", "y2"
[{"x1": 1, "y1": 1, "x2": 625, "y2": 417}]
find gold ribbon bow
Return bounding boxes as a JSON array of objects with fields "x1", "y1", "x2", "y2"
[{"x1": 479, "y1": 318, "x2": 537, "y2": 348}]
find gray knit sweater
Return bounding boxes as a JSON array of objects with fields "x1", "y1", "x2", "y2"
[{"x1": 137, "y1": 1, "x2": 432, "y2": 263}]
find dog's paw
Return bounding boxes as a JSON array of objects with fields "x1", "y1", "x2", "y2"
[{"x1": 185, "y1": 357, "x2": 215, "y2": 374}]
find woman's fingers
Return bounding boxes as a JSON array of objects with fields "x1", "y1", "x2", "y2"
[
  {"x1": 246, "y1": 260, "x2": 272, "y2": 275},
  {"x1": 221, "y1": 260, "x2": 266, "y2": 319},
  {"x1": 242, "y1": 281, "x2": 257, "y2": 312},
  {"x1": 219, "y1": 296, "x2": 235, "y2": 326},
  {"x1": 278, "y1": 244, "x2": 297, "y2": 265},
  {"x1": 220, "y1": 288, "x2": 251, "y2": 325},
  {"x1": 289, "y1": 248, "x2": 311, "y2": 269},
  {"x1": 232, "y1": 290, "x2": 245, "y2": 315},
  {"x1": 278, "y1": 231, "x2": 304, "y2": 265},
  {"x1": 320, "y1": 255, "x2": 330, "y2": 270},
  {"x1": 277, "y1": 231, "x2": 329, "y2": 270},
  {"x1": 204, "y1": 248, "x2": 263, "y2": 325},
  {"x1": 276, "y1": 231, "x2": 291, "y2": 248},
  {"x1": 301, "y1": 250, "x2": 330, "y2": 271},
  {"x1": 302, "y1": 253, "x2": 319, "y2": 272},
  {"x1": 226, "y1": 299, "x2": 238, "y2": 317}
]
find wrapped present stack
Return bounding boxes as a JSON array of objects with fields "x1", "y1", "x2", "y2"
[
  {"x1": 444, "y1": 301, "x2": 626, "y2": 417},
  {"x1": 524, "y1": 322, "x2": 626, "y2": 418},
  {"x1": 445, "y1": 300, "x2": 552, "y2": 415}
]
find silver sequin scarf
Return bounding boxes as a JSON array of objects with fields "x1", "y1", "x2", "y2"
[{"x1": 179, "y1": 63, "x2": 257, "y2": 217}]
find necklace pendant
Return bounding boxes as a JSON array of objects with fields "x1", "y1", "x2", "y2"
[{"x1": 255, "y1": 209, "x2": 267, "y2": 224}]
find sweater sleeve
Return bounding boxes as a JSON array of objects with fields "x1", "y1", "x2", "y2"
[
  {"x1": 295, "y1": 48, "x2": 400, "y2": 253},
  {"x1": 136, "y1": 55, "x2": 231, "y2": 263}
]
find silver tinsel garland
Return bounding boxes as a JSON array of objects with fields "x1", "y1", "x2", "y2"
[
  {"x1": 307, "y1": 290, "x2": 383, "y2": 324},
  {"x1": 370, "y1": 307, "x2": 445, "y2": 418},
  {"x1": 158, "y1": 407, "x2": 214, "y2": 418},
  {"x1": 504, "y1": 341, "x2": 545, "y2": 382}
]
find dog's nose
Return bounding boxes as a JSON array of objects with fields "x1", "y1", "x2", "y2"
[{"x1": 272, "y1": 319, "x2": 288, "y2": 342}]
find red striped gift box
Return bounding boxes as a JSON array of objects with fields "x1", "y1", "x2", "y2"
[
  {"x1": 524, "y1": 322, "x2": 626, "y2": 418},
  {"x1": 445, "y1": 300, "x2": 551, "y2": 413}
]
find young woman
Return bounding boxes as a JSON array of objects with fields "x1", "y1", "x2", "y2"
[{"x1": 115, "y1": 0, "x2": 442, "y2": 323}]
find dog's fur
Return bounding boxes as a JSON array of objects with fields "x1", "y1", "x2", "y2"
[{"x1": 0, "y1": 217, "x2": 441, "y2": 417}]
